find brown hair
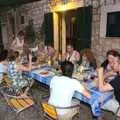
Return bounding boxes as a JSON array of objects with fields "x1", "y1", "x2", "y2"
[
  {"x1": 107, "y1": 49, "x2": 120, "y2": 58},
  {"x1": 8, "y1": 51, "x2": 19, "y2": 61},
  {"x1": 17, "y1": 31, "x2": 24, "y2": 37},
  {"x1": 81, "y1": 48, "x2": 96, "y2": 63}
]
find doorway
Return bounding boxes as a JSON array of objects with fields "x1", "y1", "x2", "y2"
[
  {"x1": 44, "y1": 6, "x2": 92, "y2": 54},
  {"x1": 56, "y1": 10, "x2": 77, "y2": 54},
  {"x1": 65, "y1": 10, "x2": 77, "y2": 48},
  {"x1": 57, "y1": 6, "x2": 92, "y2": 52}
]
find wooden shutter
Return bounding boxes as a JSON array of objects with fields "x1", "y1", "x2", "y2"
[
  {"x1": 76, "y1": 6, "x2": 92, "y2": 51},
  {"x1": 44, "y1": 13, "x2": 53, "y2": 46}
]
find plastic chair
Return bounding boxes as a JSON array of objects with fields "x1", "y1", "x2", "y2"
[{"x1": 41, "y1": 101, "x2": 81, "y2": 120}]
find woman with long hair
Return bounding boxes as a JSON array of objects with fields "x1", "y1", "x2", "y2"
[{"x1": 81, "y1": 48, "x2": 97, "y2": 70}]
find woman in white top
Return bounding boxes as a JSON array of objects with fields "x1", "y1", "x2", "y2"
[{"x1": 10, "y1": 31, "x2": 24, "y2": 54}]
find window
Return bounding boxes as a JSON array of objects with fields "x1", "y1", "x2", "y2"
[
  {"x1": 106, "y1": 11, "x2": 120, "y2": 37},
  {"x1": 100, "y1": 4, "x2": 120, "y2": 38}
]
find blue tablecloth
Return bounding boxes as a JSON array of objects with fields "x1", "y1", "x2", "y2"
[{"x1": 24, "y1": 66, "x2": 113, "y2": 117}]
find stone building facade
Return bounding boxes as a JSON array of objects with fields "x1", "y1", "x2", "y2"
[
  {"x1": 0, "y1": 0, "x2": 120, "y2": 65},
  {"x1": 91, "y1": 0, "x2": 120, "y2": 65}
]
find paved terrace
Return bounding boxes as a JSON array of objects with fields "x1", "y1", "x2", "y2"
[{"x1": 0, "y1": 82, "x2": 115, "y2": 120}]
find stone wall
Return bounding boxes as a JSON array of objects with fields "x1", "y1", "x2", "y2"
[
  {"x1": 18, "y1": 0, "x2": 120, "y2": 65},
  {"x1": 1, "y1": 0, "x2": 120, "y2": 65},
  {"x1": 91, "y1": 8, "x2": 101, "y2": 65},
  {"x1": 18, "y1": 0, "x2": 50, "y2": 41},
  {"x1": 91, "y1": 0, "x2": 120, "y2": 65}
]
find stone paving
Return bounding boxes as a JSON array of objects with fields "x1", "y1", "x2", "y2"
[{"x1": 0, "y1": 82, "x2": 115, "y2": 120}]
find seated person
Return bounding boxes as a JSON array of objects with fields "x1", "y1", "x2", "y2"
[
  {"x1": 80, "y1": 48, "x2": 97, "y2": 70},
  {"x1": 48, "y1": 61, "x2": 91, "y2": 120},
  {"x1": 101, "y1": 50, "x2": 120, "y2": 82},
  {"x1": 35, "y1": 42, "x2": 46, "y2": 56},
  {"x1": 98, "y1": 54, "x2": 120, "y2": 118},
  {"x1": 10, "y1": 31, "x2": 24, "y2": 55},
  {"x1": 47, "y1": 45, "x2": 59, "y2": 65},
  {"x1": 101, "y1": 50, "x2": 119, "y2": 71},
  {"x1": 0, "y1": 49, "x2": 8, "y2": 83},
  {"x1": 21, "y1": 44, "x2": 31, "y2": 64},
  {"x1": 8, "y1": 51, "x2": 33, "y2": 95},
  {"x1": 35, "y1": 42, "x2": 48, "y2": 64},
  {"x1": 63, "y1": 44, "x2": 80, "y2": 64}
]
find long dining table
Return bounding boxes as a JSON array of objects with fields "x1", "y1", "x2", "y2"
[{"x1": 24, "y1": 65, "x2": 113, "y2": 117}]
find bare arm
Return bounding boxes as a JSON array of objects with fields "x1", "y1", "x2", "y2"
[
  {"x1": 104, "y1": 70, "x2": 117, "y2": 79},
  {"x1": 82, "y1": 88, "x2": 91, "y2": 99},
  {"x1": 98, "y1": 68, "x2": 114, "y2": 92}
]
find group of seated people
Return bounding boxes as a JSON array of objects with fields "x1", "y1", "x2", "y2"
[
  {"x1": 0, "y1": 35, "x2": 120, "y2": 119},
  {"x1": 48, "y1": 49, "x2": 120, "y2": 120},
  {"x1": 8, "y1": 30, "x2": 97, "y2": 71}
]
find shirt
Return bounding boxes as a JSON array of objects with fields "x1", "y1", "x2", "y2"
[
  {"x1": 8, "y1": 61, "x2": 18, "y2": 79},
  {"x1": 11, "y1": 37, "x2": 24, "y2": 54},
  {"x1": 8, "y1": 61, "x2": 27, "y2": 89},
  {"x1": 109, "y1": 75, "x2": 120, "y2": 105},
  {"x1": 0, "y1": 63, "x2": 7, "y2": 83},
  {"x1": 48, "y1": 76, "x2": 84, "y2": 115},
  {"x1": 66, "y1": 50, "x2": 80, "y2": 64}
]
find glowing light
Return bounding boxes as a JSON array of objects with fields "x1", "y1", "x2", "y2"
[{"x1": 50, "y1": 1, "x2": 83, "y2": 12}]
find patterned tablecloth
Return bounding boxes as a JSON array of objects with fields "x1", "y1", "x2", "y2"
[{"x1": 24, "y1": 66, "x2": 113, "y2": 117}]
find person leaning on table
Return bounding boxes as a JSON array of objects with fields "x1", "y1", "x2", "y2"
[
  {"x1": 101, "y1": 50, "x2": 119, "y2": 71},
  {"x1": 48, "y1": 61, "x2": 91, "y2": 120},
  {"x1": 98, "y1": 55, "x2": 120, "y2": 119},
  {"x1": 101, "y1": 50, "x2": 120, "y2": 83},
  {"x1": 8, "y1": 51, "x2": 33, "y2": 96}
]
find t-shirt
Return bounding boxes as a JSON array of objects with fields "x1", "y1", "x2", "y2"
[
  {"x1": 48, "y1": 76, "x2": 84, "y2": 115},
  {"x1": 109, "y1": 75, "x2": 120, "y2": 104}
]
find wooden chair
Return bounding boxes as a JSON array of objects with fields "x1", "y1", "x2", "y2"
[
  {"x1": 2, "y1": 74, "x2": 12, "y2": 87},
  {"x1": 0, "y1": 74, "x2": 35, "y2": 119}
]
